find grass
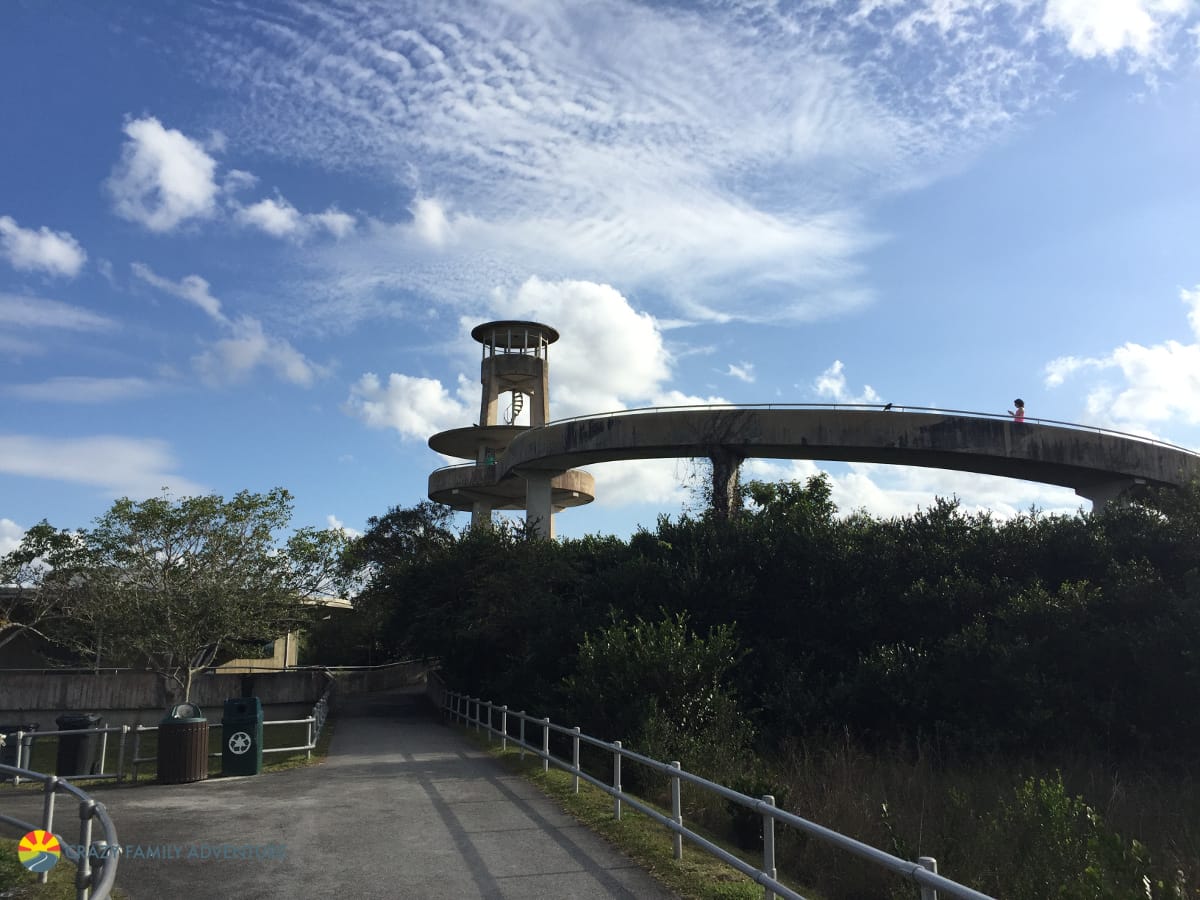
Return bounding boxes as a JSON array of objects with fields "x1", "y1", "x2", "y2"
[
  {"x1": 455, "y1": 723, "x2": 821, "y2": 900},
  {"x1": 0, "y1": 718, "x2": 335, "y2": 898},
  {"x1": 0, "y1": 836, "x2": 130, "y2": 899}
]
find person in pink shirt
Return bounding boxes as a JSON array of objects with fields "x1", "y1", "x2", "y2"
[{"x1": 1009, "y1": 398, "x2": 1025, "y2": 422}]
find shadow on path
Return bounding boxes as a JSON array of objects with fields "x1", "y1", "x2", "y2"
[{"x1": 2, "y1": 687, "x2": 676, "y2": 900}]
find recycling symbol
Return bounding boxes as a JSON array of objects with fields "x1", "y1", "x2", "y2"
[{"x1": 228, "y1": 731, "x2": 252, "y2": 755}]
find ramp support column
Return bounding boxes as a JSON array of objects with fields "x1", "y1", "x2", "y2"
[{"x1": 526, "y1": 472, "x2": 554, "y2": 539}]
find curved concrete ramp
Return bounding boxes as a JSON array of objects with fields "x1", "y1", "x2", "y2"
[{"x1": 499, "y1": 408, "x2": 1200, "y2": 505}]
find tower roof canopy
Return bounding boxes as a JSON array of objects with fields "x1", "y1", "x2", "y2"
[{"x1": 471, "y1": 320, "x2": 559, "y2": 349}]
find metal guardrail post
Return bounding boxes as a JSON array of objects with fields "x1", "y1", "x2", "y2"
[
  {"x1": 572, "y1": 727, "x2": 581, "y2": 794},
  {"x1": 40, "y1": 775, "x2": 59, "y2": 885},
  {"x1": 306, "y1": 715, "x2": 313, "y2": 761},
  {"x1": 117, "y1": 726, "x2": 128, "y2": 783},
  {"x1": 613, "y1": 741, "x2": 622, "y2": 821},
  {"x1": 77, "y1": 798, "x2": 96, "y2": 899},
  {"x1": 519, "y1": 712, "x2": 526, "y2": 760},
  {"x1": 918, "y1": 857, "x2": 938, "y2": 900},
  {"x1": 484, "y1": 701, "x2": 492, "y2": 742},
  {"x1": 671, "y1": 761, "x2": 683, "y2": 860},
  {"x1": 542, "y1": 718, "x2": 550, "y2": 772},
  {"x1": 501, "y1": 706, "x2": 508, "y2": 751},
  {"x1": 763, "y1": 795, "x2": 777, "y2": 900}
]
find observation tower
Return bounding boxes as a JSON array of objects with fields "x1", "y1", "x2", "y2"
[{"x1": 427, "y1": 321, "x2": 594, "y2": 536}]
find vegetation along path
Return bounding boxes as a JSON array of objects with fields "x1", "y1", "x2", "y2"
[{"x1": 2, "y1": 687, "x2": 674, "y2": 900}]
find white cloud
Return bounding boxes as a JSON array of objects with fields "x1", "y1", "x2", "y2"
[
  {"x1": 106, "y1": 116, "x2": 220, "y2": 232},
  {"x1": 236, "y1": 196, "x2": 357, "y2": 239},
  {"x1": 813, "y1": 360, "x2": 883, "y2": 405},
  {"x1": 325, "y1": 514, "x2": 363, "y2": 538},
  {"x1": 344, "y1": 372, "x2": 470, "y2": 439},
  {"x1": 1044, "y1": 285, "x2": 1200, "y2": 431},
  {"x1": 237, "y1": 196, "x2": 303, "y2": 237},
  {"x1": 0, "y1": 216, "x2": 87, "y2": 277},
  {"x1": 0, "y1": 518, "x2": 23, "y2": 557},
  {"x1": 7, "y1": 376, "x2": 157, "y2": 404},
  {"x1": 410, "y1": 197, "x2": 454, "y2": 248},
  {"x1": 588, "y1": 458, "x2": 693, "y2": 509},
  {"x1": 131, "y1": 262, "x2": 227, "y2": 324},
  {"x1": 0, "y1": 435, "x2": 204, "y2": 498},
  {"x1": 491, "y1": 278, "x2": 674, "y2": 417},
  {"x1": 310, "y1": 208, "x2": 356, "y2": 238},
  {"x1": 1043, "y1": 0, "x2": 1193, "y2": 64},
  {"x1": 0, "y1": 293, "x2": 116, "y2": 331},
  {"x1": 195, "y1": 316, "x2": 325, "y2": 387},
  {"x1": 743, "y1": 458, "x2": 1085, "y2": 520},
  {"x1": 726, "y1": 362, "x2": 756, "y2": 383}
]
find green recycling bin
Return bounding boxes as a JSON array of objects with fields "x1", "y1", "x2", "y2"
[
  {"x1": 221, "y1": 697, "x2": 263, "y2": 776},
  {"x1": 157, "y1": 703, "x2": 209, "y2": 784}
]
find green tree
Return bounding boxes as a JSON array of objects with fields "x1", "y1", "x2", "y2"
[{"x1": 1, "y1": 488, "x2": 346, "y2": 700}]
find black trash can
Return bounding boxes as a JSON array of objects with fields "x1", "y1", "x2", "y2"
[
  {"x1": 55, "y1": 713, "x2": 104, "y2": 777},
  {"x1": 0, "y1": 723, "x2": 38, "y2": 773},
  {"x1": 221, "y1": 697, "x2": 263, "y2": 777},
  {"x1": 157, "y1": 703, "x2": 209, "y2": 784}
]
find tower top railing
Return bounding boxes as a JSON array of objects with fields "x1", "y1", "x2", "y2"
[{"x1": 472, "y1": 320, "x2": 559, "y2": 358}]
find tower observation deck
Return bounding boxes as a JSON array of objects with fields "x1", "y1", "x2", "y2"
[{"x1": 427, "y1": 321, "x2": 595, "y2": 535}]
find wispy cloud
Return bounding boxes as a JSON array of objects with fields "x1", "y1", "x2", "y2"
[
  {"x1": 7, "y1": 376, "x2": 158, "y2": 404},
  {"x1": 132, "y1": 262, "x2": 227, "y2": 324},
  {"x1": 176, "y1": 0, "x2": 1077, "y2": 323},
  {"x1": 726, "y1": 362, "x2": 756, "y2": 384},
  {"x1": 132, "y1": 263, "x2": 326, "y2": 387},
  {"x1": 0, "y1": 215, "x2": 87, "y2": 278},
  {"x1": 0, "y1": 434, "x2": 203, "y2": 498},
  {"x1": 0, "y1": 293, "x2": 116, "y2": 332}
]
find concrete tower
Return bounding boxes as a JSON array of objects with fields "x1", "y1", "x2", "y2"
[{"x1": 427, "y1": 321, "x2": 594, "y2": 536}]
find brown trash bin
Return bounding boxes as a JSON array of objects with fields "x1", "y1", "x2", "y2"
[{"x1": 157, "y1": 703, "x2": 209, "y2": 784}]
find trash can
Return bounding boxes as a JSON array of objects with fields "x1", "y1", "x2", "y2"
[
  {"x1": 221, "y1": 697, "x2": 263, "y2": 776},
  {"x1": 0, "y1": 723, "x2": 38, "y2": 773},
  {"x1": 55, "y1": 713, "x2": 104, "y2": 777},
  {"x1": 157, "y1": 703, "x2": 209, "y2": 784}
]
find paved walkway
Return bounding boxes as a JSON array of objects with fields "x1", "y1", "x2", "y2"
[{"x1": 2, "y1": 688, "x2": 676, "y2": 899}]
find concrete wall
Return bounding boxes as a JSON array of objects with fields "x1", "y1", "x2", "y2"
[
  {"x1": 0, "y1": 669, "x2": 329, "y2": 731},
  {"x1": 328, "y1": 660, "x2": 429, "y2": 694}
]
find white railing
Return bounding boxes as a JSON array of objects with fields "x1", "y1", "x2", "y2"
[
  {"x1": 435, "y1": 687, "x2": 995, "y2": 900},
  {"x1": 2, "y1": 686, "x2": 333, "y2": 784},
  {"x1": 0, "y1": 761, "x2": 119, "y2": 899}
]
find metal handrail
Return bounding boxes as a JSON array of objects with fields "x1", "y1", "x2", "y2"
[
  {"x1": 435, "y1": 686, "x2": 994, "y2": 900},
  {"x1": 0, "y1": 762, "x2": 119, "y2": 899},
  {"x1": 534, "y1": 403, "x2": 1197, "y2": 455}
]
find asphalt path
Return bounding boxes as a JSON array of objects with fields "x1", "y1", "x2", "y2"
[{"x1": 2, "y1": 687, "x2": 677, "y2": 899}]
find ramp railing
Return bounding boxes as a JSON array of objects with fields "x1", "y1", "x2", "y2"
[
  {"x1": 0, "y1": 761, "x2": 119, "y2": 899},
  {"x1": 434, "y1": 684, "x2": 994, "y2": 900}
]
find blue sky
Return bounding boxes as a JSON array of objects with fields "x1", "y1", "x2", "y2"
[{"x1": 4, "y1": 0, "x2": 1200, "y2": 549}]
